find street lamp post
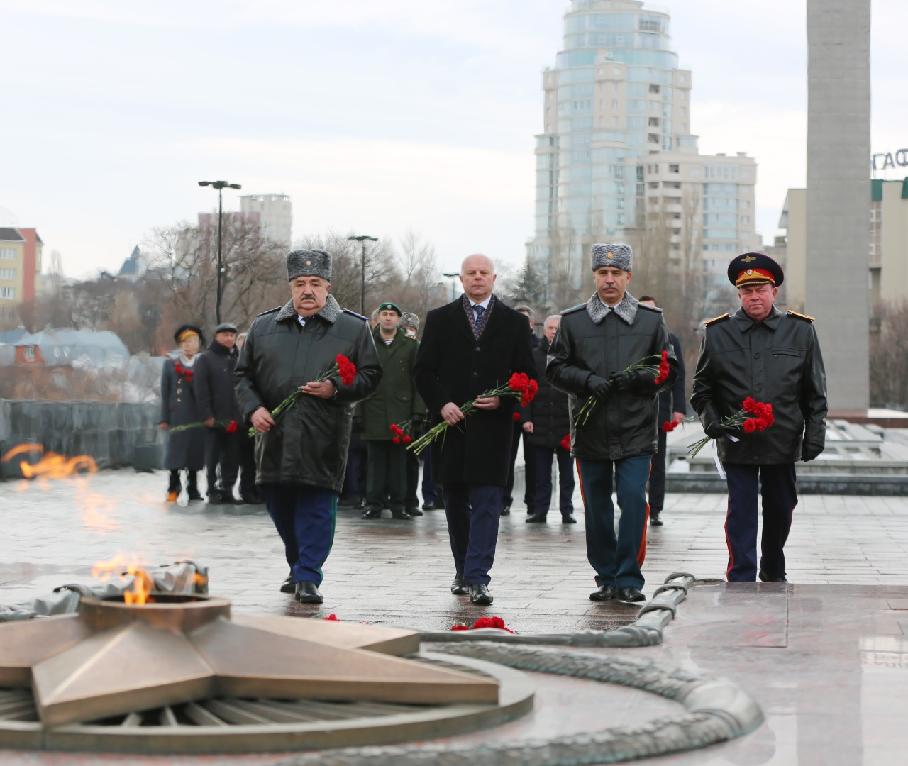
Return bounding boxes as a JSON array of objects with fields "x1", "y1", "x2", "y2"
[
  {"x1": 348, "y1": 235, "x2": 378, "y2": 314},
  {"x1": 442, "y1": 272, "x2": 460, "y2": 301},
  {"x1": 198, "y1": 180, "x2": 242, "y2": 323}
]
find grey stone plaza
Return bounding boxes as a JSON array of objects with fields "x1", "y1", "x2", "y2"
[{"x1": 2, "y1": 466, "x2": 908, "y2": 764}]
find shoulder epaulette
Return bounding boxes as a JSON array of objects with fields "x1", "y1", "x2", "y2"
[
  {"x1": 704, "y1": 312, "x2": 730, "y2": 327},
  {"x1": 561, "y1": 303, "x2": 586, "y2": 315},
  {"x1": 787, "y1": 310, "x2": 815, "y2": 323},
  {"x1": 342, "y1": 308, "x2": 367, "y2": 321},
  {"x1": 256, "y1": 306, "x2": 281, "y2": 317},
  {"x1": 638, "y1": 303, "x2": 662, "y2": 313}
]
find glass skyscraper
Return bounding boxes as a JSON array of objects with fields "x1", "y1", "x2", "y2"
[{"x1": 528, "y1": 0, "x2": 758, "y2": 310}]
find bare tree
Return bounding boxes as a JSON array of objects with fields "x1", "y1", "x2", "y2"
[{"x1": 870, "y1": 300, "x2": 908, "y2": 408}]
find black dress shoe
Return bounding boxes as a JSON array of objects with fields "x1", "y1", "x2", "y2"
[
  {"x1": 758, "y1": 569, "x2": 787, "y2": 583},
  {"x1": 421, "y1": 501, "x2": 436, "y2": 510},
  {"x1": 650, "y1": 511, "x2": 664, "y2": 526},
  {"x1": 406, "y1": 507, "x2": 424, "y2": 517},
  {"x1": 589, "y1": 584, "x2": 617, "y2": 601},
  {"x1": 295, "y1": 582, "x2": 323, "y2": 604},
  {"x1": 525, "y1": 513, "x2": 547, "y2": 523},
  {"x1": 220, "y1": 492, "x2": 238, "y2": 505},
  {"x1": 561, "y1": 514, "x2": 577, "y2": 524},
  {"x1": 390, "y1": 509, "x2": 412, "y2": 520},
  {"x1": 450, "y1": 575, "x2": 468, "y2": 595},
  {"x1": 469, "y1": 584, "x2": 493, "y2": 605},
  {"x1": 616, "y1": 586, "x2": 646, "y2": 603},
  {"x1": 362, "y1": 508, "x2": 382, "y2": 519},
  {"x1": 280, "y1": 573, "x2": 295, "y2": 594},
  {"x1": 500, "y1": 505, "x2": 511, "y2": 517},
  {"x1": 186, "y1": 489, "x2": 204, "y2": 502}
]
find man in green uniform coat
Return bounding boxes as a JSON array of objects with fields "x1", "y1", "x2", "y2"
[{"x1": 361, "y1": 302, "x2": 425, "y2": 520}]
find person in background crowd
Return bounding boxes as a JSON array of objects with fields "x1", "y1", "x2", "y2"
[
  {"x1": 361, "y1": 301, "x2": 424, "y2": 520},
  {"x1": 520, "y1": 314, "x2": 576, "y2": 524},
  {"x1": 547, "y1": 243, "x2": 677, "y2": 604},
  {"x1": 194, "y1": 322, "x2": 244, "y2": 504},
  {"x1": 637, "y1": 296, "x2": 686, "y2": 527},
  {"x1": 415, "y1": 254, "x2": 535, "y2": 605},
  {"x1": 159, "y1": 324, "x2": 206, "y2": 503},
  {"x1": 234, "y1": 332, "x2": 261, "y2": 504},
  {"x1": 235, "y1": 249, "x2": 381, "y2": 604},
  {"x1": 369, "y1": 307, "x2": 381, "y2": 330},
  {"x1": 504, "y1": 304, "x2": 538, "y2": 516},
  {"x1": 400, "y1": 312, "x2": 426, "y2": 515},
  {"x1": 691, "y1": 252, "x2": 827, "y2": 583}
]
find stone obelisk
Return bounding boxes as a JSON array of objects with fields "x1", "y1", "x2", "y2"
[{"x1": 805, "y1": 0, "x2": 871, "y2": 414}]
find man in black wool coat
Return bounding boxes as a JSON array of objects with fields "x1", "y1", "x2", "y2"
[{"x1": 414, "y1": 254, "x2": 536, "y2": 606}]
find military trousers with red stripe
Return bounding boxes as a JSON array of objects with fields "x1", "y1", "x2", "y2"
[
  {"x1": 576, "y1": 455, "x2": 650, "y2": 591},
  {"x1": 723, "y1": 463, "x2": 797, "y2": 582}
]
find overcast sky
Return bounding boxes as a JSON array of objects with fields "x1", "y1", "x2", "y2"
[{"x1": 1, "y1": 0, "x2": 906, "y2": 279}]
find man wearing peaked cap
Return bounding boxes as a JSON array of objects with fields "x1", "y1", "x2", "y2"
[
  {"x1": 235, "y1": 249, "x2": 382, "y2": 605},
  {"x1": 691, "y1": 251, "x2": 828, "y2": 584}
]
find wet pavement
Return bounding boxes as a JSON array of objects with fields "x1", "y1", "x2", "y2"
[{"x1": 1, "y1": 468, "x2": 908, "y2": 764}]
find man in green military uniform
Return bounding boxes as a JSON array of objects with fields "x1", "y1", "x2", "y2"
[
  {"x1": 362, "y1": 302, "x2": 425, "y2": 520},
  {"x1": 691, "y1": 252, "x2": 828, "y2": 583}
]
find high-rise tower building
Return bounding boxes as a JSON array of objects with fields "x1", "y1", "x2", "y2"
[
  {"x1": 240, "y1": 194, "x2": 292, "y2": 251},
  {"x1": 527, "y1": 0, "x2": 759, "y2": 314}
]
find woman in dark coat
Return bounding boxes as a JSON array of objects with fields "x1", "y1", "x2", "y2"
[{"x1": 159, "y1": 324, "x2": 206, "y2": 502}]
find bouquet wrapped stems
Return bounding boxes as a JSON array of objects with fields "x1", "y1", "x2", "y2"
[
  {"x1": 247, "y1": 354, "x2": 357, "y2": 437},
  {"x1": 407, "y1": 373, "x2": 538, "y2": 457},
  {"x1": 573, "y1": 350, "x2": 670, "y2": 429}
]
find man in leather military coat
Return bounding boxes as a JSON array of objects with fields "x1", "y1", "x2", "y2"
[
  {"x1": 547, "y1": 243, "x2": 677, "y2": 604},
  {"x1": 235, "y1": 249, "x2": 381, "y2": 604},
  {"x1": 691, "y1": 252, "x2": 827, "y2": 583}
]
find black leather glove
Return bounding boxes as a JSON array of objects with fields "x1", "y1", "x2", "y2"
[
  {"x1": 801, "y1": 443, "x2": 823, "y2": 462},
  {"x1": 587, "y1": 375, "x2": 612, "y2": 400},
  {"x1": 608, "y1": 370, "x2": 637, "y2": 391},
  {"x1": 704, "y1": 421, "x2": 729, "y2": 439}
]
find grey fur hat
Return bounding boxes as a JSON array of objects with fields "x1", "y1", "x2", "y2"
[
  {"x1": 591, "y1": 243, "x2": 633, "y2": 272},
  {"x1": 400, "y1": 312, "x2": 420, "y2": 329},
  {"x1": 287, "y1": 249, "x2": 331, "y2": 281}
]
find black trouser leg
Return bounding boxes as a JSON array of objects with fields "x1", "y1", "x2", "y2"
[
  {"x1": 647, "y1": 429, "x2": 667, "y2": 514},
  {"x1": 167, "y1": 469, "x2": 181, "y2": 492},
  {"x1": 532, "y1": 445, "x2": 555, "y2": 516},
  {"x1": 522, "y1": 432, "x2": 536, "y2": 511},
  {"x1": 556, "y1": 446, "x2": 575, "y2": 514},
  {"x1": 405, "y1": 450, "x2": 419, "y2": 509},
  {"x1": 239, "y1": 434, "x2": 256, "y2": 495},
  {"x1": 205, "y1": 428, "x2": 223, "y2": 493},
  {"x1": 759, "y1": 463, "x2": 798, "y2": 580}
]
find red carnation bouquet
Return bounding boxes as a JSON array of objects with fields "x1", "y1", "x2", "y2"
[
  {"x1": 662, "y1": 420, "x2": 679, "y2": 433},
  {"x1": 247, "y1": 353, "x2": 357, "y2": 437},
  {"x1": 559, "y1": 433, "x2": 572, "y2": 451},
  {"x1": 407, "y1": 372, "x2": 538, "y2": 456},
  {"x1": 174, "y1": 360, "x2": 194, "y2": 383},
  {"x1": 573, "y1": 350, "x2": 671, "y2": 429},
  {"x1": 688, "y1": 396, "x2": 775, "y2": 457},
  {"x1": 450, "y1": 616, "x2": 515, "y2": 633},
  {"x1": 389, "y1": 422, "x2": 414, "y2": 445}
]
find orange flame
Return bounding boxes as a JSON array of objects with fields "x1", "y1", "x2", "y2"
[
  {"x1": 1, "y1": 444, "x2": 97, "y2": 479},
  {"x1": 92, "y1": 554, "x2": 155, "y2": 605}
]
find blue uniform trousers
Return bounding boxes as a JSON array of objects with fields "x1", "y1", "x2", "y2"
[
  {"x1": 443, "y1": 484, "x2": 503, "y2": 585},
  {"x1": 576, "y1": 455, "x2": 650, "y2": 590},
  {"x1": 261, "y1": 483, "x2": 337, "y2": 586},
  {"x1": 723, "y1": 463, "x2": 797, "y2": 582}
]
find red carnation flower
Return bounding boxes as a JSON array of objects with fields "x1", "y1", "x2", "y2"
[
  {"x1": 225, "y1": 420, "x2": 238, "y2": 433},
  {"x1": 559, "y1": 433, "x2": 571, "y2": 451},
  {"x1": 335, "y1": 354, "x2": 357, "y2": 386},
  {"x1": 743, "y1": 396, "x2": 758, "y2": 414},
  {"x1": 403, "y1": 434, "x2": 413, "y2": 444},
  {"x1": 661, "y1": 420, "x2": 678, "y2": 432},
  {"x1": 742, "y1": 418, "x2": 759, "y2": 433},
  {"x1": 512, "y1": 412, "x2": 521, "y2": 422},
  {"x1": 324, "y1": 613, "x2": 339, "y2": 621},
  {"x1": 392, "y1": 436, "x2": 401, "y2": 444},
  {"x1": 654, "y1": 350, "x2": 670, "y2": 385}
]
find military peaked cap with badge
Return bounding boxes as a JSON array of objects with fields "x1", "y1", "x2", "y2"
[
  {"x1": 287, "y1": 249, "x2": 331, "y2": 282},
  {"x1": 591, "y1": 242, "x2": 633, "y2": 272},
  {"x1": 377, "y1": 302, "x2": 402, "y2": 316},
  {"x1": 727, "y1": 252, "x2": 784, "y2": 288}
]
